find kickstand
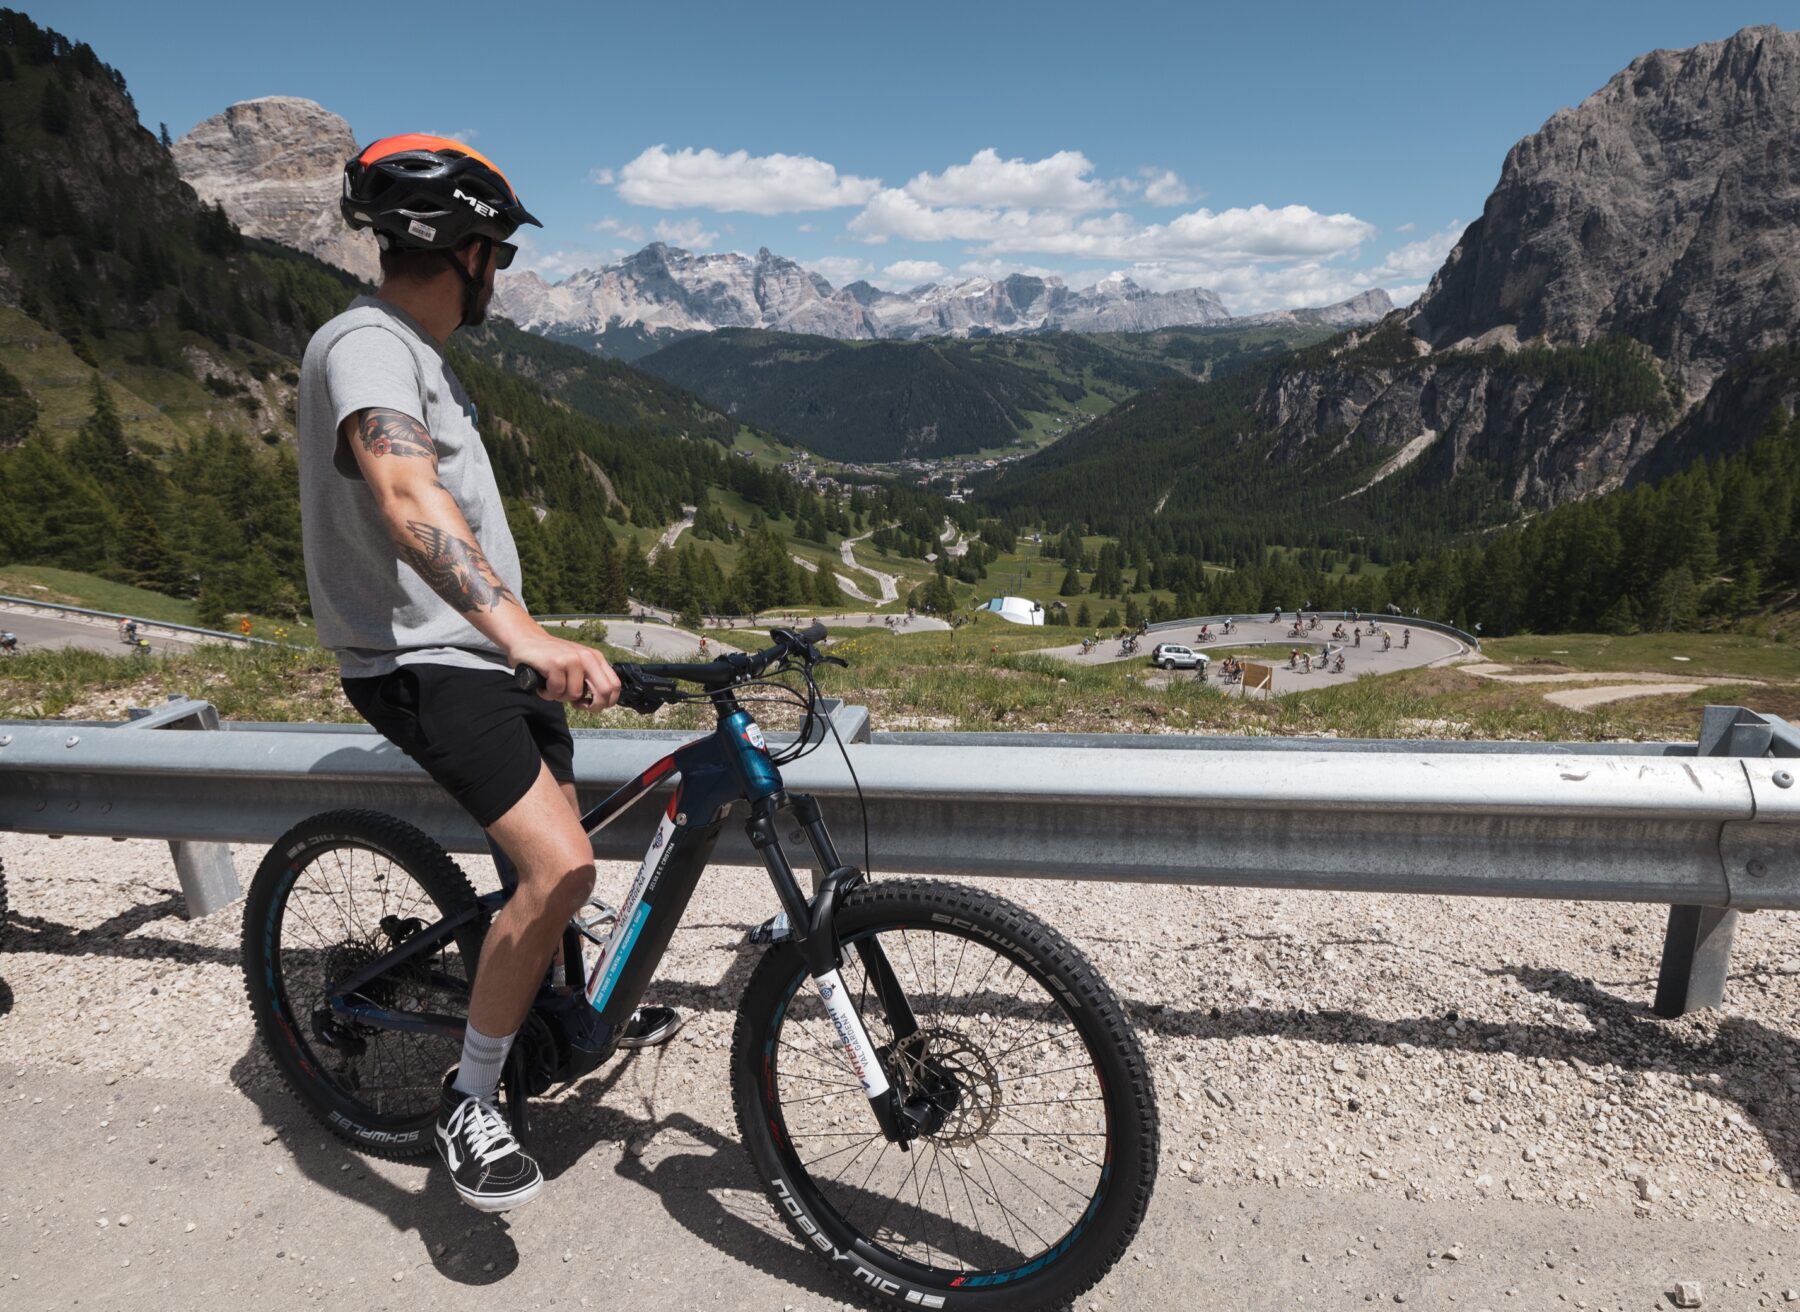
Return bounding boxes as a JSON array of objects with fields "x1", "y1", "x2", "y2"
[{"x1": 503, "y1": 1045, "x2": 530, "y2": 1140}]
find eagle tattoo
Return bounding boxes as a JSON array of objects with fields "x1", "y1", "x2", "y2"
[
  {"x1": 357, "y1": 409, "x2": 437, "y2": 459},
  {"x1": 400, "y1": 521, "x2": 518, "y2": 614}
]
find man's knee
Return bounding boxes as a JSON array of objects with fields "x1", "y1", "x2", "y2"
[{"x1": 542, "y1": 860, "x2": 597, "y2": 920}]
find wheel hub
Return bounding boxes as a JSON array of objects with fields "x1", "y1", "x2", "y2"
[{"x1": 893, "y1": 1028, "x2": 1001, "y2": 1145}]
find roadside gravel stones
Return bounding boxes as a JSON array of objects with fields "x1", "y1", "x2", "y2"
[
  {"x1": 0, "y1": 832, "x2": 1797, "y2": 1242},
  {"x1": 1670, "y1": 1279, "x2": 1704, "y2": 1307}
]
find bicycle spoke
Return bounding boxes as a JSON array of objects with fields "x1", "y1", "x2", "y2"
[{"x1": 770, "y1": 919, "x2": 1110, "y2": 1281}]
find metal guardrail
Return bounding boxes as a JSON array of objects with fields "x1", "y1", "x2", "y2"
[
  {"x1": 0, "y1": 593, "x2": 294, "y2": 649},
  {"x1": 1, "y1": 699, "x2": 1795, "y2": 1018}
]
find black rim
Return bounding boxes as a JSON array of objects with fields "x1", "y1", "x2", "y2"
[
  {"x1": 764, "y1": 920, "x2": 1112, "y2": 1283},
  {"x1": 266, "y1": 840, "x2": 471, "y2": 1126}
]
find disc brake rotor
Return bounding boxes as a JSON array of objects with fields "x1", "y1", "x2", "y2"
[{"x1": 894, "y1": 1027, "x2": 1002, "y2": 1145}]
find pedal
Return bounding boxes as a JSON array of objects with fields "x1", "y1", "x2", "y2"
[
  {"x1": 574, "y1": 896, "x2": 618, "y2": 945},
  {"x1": 746, "y1": 910, "x2": 792, "y2": 945}
]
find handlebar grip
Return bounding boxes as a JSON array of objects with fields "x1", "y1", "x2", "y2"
[
  {"x1": 514, "y1": 664, "x2": 546, "y2": 696},
  {"x1": 796, "y1": 622, "x2": 828, "y2": 647}
]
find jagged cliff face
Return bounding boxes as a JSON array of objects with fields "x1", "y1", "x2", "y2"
[
  {"x1": 173, "y1": 97, "x2": 378, "y2": 284},
  {"x1": 1411, "y1": 25, "x2": 1800, "y2": 394},
  {"x1": 1213, "y1": 25, "x2": 1800, "y2": 513},
  {"x1": 1257, "y1": 346, "x2": 1668, "y2": 508}
]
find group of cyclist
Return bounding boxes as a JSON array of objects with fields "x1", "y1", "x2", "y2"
[{"x1": 1288, "y1": 647, "x2": 1348, "y2": 674}]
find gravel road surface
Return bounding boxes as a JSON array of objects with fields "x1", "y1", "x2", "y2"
[{"x1": 3, "y1": 833, "x2": 1797, "y2": 1309}]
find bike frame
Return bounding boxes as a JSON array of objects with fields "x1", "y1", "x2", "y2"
[{"x1": 323, "y1": 687, "x2": 920, "y2": 1142}]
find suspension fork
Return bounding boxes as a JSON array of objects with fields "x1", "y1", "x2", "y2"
[
  {"x1": 784, "y1": 792, "x2": 920, "y2": 1043},
  {"x1": 748, "y1": 793, "x2": 921, "y2": 1146}
]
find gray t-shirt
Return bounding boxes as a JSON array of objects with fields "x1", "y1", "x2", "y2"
[{"x1": 297, "y1": 295, "x2": 525, "y2": 678}]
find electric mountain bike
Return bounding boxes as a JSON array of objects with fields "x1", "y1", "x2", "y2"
[{"x1": 242, "y1": 624, "x2": 1157, "y2": 1310}]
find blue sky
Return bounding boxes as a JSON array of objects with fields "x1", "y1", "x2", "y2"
[{"x1": 47, "y1": 0, "x2": 1800, "y2": 312}]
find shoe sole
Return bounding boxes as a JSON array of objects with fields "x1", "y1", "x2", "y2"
[{"x1": 452, "y1": 1173, "x2": 544, "y2": 1213}]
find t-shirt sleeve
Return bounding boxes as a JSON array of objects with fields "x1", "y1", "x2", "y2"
[{"x1": 324, "y1": 326, "x2": 425, "y2": 480}]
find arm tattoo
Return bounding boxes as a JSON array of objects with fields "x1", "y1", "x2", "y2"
[
  {"x1": 356, "y1": 408, "x2": 438, "y2": 460},
  {"x1": 398, "y1": 520, "x2": 519, "y2": 614}
]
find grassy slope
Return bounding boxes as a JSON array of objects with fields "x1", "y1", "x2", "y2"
[
  {"x1": 0, "y1": 564, "x2": 321, "y2": 644},
  {"x1": 1480, "y1": 631, "x2": 1800, "y2": 683},
  {"x1": 4, "y1": 613, "x2": 1794, "y2": 745}
]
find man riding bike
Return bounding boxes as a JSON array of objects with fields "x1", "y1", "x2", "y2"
[{"x1": 296, "y1": 134, "x2": 677, "y2": 1214}]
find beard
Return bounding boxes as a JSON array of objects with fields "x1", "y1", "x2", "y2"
[{"x1": 461, "y1": 279, "x2": 495, "y2": 328}]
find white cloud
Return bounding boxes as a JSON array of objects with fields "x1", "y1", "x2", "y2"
[
  {"x1": 796, "y1": 222, "x2": 816, "y2": 233},
  {"x1": 505, "y1": 233, "x2": 615, "y2": 281},
  {"x1": 902, "y1": 148, "x2": 1114, "y2": 211},
  {"x1": 1395, "y1": 221, "x2": 1416, "y2": 233},
  {"x1": 1369, "y1": 220, "x2": 1463, "y2": 282},
  {"x1": 613, "y1": 145, "x2": 881, "y2": 214},
  {"x1": 848, "y1": 189, "x2": 1372, "y2": 262},
  {"x1": 805, "y1": 255, "x2": 877, "y2": 288},
  {"x1": 876, "y1": 259, "x2": 949, "y2": 289},
  {"x1": 652, "y1": 217, "x2": 719, "y2": 250},
  {"x1": 1141, "y1": 168, "x2": 1191, "y2": 206},
  {"x1": 591, "y1": 216, "x2": 645, "y2": 242},
  {"x1": 589, "y1": 166, "x2": 616, "y2": 185},
  {"x1": 954, "y1": 258, "x2": 1064, "y2": 283}
]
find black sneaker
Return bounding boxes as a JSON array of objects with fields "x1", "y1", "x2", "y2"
[
  {"x1": 616, "y1": 1004, "x2": 684, "y2": 1049},
  {"x1": 435, "y1": 1072, "x2": 543, "y2": 1212}
]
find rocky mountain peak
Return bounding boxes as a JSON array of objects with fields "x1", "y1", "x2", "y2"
[
  {"x1": 1410, "y1": 24, "x2": 1800, "y2": 391},
  {"x1": 172, "y1": 96, "x2": 377, "y2": 284}
]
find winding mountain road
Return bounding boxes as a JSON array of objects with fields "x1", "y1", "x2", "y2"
[
  {"x1": 646, "y1": 507, "x2": 697, "y2": 564},
  {"x1": 839, "y1": 532, "x2": 901, "y2": 604}
]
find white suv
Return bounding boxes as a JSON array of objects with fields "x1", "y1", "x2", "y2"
[{"x1": 1150, "y1": 643, "x2": 1208, "y2": 670}]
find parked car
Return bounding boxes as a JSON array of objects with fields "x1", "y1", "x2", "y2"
[{"x1": 1150, "y1": 643, "x2": 1209, "y2": 670}]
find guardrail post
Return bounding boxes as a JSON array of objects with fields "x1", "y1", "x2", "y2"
[
  {"x1": 1650, "y1": 706, "x2": 1771, "y2": 1018},
  {"x1": 123, "y1": 695, "x2": 241, "y2": 918},
  {"x1": 1652, "y1": 905, "x2": 1737, "y2": 1018}
]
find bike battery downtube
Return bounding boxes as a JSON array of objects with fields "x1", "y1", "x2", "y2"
[{"x1": 585, "y1": 807, "x2": 719, "y2": 1029}]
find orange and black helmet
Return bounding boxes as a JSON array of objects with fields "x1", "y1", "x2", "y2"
[{"x1": 341, "y1": 134, "x2": 540, "y2": 253}]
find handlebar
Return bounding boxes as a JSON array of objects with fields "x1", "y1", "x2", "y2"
[{"x1": 514, "y1": 622, "x2": 831, "y2": 714}]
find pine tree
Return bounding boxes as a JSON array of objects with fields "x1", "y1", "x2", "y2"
[
  {"x1": 158, "y1": 121, "x2": 172, "y2": 149},
  {"x1": 38, "y1": 79, "x2": 70, "y2": 134},
  {"x1": 812, "y1": 555, "x2": 846, "y2": 608},
  {"x1": 1058, "y1": 565, "x2": 1084, "y2": 597}
]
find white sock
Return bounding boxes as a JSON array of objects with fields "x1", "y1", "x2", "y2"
[{"x1": 452, "y1": 1023, "x2": 516, "y2": 1102}]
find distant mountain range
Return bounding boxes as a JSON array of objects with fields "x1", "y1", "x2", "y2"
[{"x1": 493, "y1": 246, "x2": 1392, "y2": 360}]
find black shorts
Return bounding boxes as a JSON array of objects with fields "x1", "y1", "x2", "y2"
[{"x1": 341, "y1": 662, "x2": 575, "y2": 829}]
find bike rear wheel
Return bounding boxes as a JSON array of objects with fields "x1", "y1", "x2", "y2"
[
  {"x1": 243, "y1": 810, "x2": 484, "y2": 1158},
  {"x1": 731, "y1": 878, "x2": 1157, "y2": 1311}
]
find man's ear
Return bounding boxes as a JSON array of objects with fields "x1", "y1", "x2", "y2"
[{"x1": 456, "y1": 238, "x2": 486, "y2": 278}]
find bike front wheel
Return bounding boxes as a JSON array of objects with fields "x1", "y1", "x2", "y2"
[{"x1": 731, "y1": 879, "x2": 1157, "y2": 1311}]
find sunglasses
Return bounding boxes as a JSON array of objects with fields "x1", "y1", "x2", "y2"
[{"x1": 492, "y1": 241, "x2": 518, "y2": 271}]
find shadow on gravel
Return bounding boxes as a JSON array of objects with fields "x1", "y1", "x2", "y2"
[
  {"x1": 1125, "y1": 965, "x2": 1799, "y2": 1193},
  {"x1": 231, "y1": 1043, "x2": 527, "y2": 1286},
  {"x1": 227, "y1": 1037, "x2": 840, "y2": 1302},
  {"x1": 6, "y1": 892, "x2": 240, "y2": 968}
]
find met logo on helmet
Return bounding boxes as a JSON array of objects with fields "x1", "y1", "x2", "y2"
[{"x1": 454, "y1": 188, "x2": 498, "y2": 218}]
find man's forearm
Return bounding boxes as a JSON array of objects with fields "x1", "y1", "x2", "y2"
[{"x1": 381, "y1": 487, "x2": 543, "y2": 654}]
